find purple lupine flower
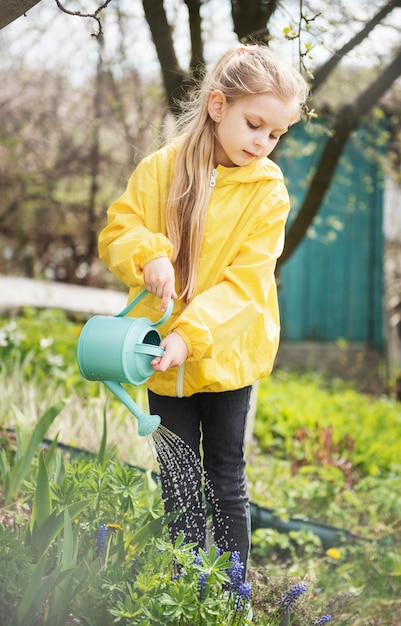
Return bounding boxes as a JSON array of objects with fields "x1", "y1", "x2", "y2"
[
  {"x1": 198, "y1": 571, "x2": 207, "y2": 600},
  {"x1": 192, "y1": 550, "x2": 203, "y2": 566},
  {"x1": 313, "y1": 615, "x2": 332, "y2": 625},
  {"x1": 97, "y1": 524, "x2": 107, "y2": 561},
  {"x1": 280, "y1": 583, "x2": 307, "y2": 612}
]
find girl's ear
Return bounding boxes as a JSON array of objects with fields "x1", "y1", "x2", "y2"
[{"x1": 208, "y1": 90, "x2": 226, "y2": 122}]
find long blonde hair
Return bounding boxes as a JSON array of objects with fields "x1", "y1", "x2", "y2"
[{"x1": 166, "y1": 44, "x2": 309, "y2": 301}]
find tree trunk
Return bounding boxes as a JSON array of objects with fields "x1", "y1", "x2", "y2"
[
  {"x1": 231, "y1": 0, "x2": 279, "y2": 41},
  {"x1": 280, "y1": 46, "x2": 401, "y2": 266},
  {"x1": 183, "y1": 0, "x2": 204, "y2": 70},
  {"x1": 86, "y1": 38, "x2": 103, "y2": 265},
  {"x1": 142, "y1": 0, "x2": 189, "y2": 116},
  {"x1": 0, "y1": 0, "x2": 41, "y2": 29}
]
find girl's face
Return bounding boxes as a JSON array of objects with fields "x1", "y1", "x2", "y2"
[{"x1": 208, "y1": 91, "x2": 297, "y2": 168}]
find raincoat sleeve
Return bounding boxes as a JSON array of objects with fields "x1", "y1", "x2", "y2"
[
  {"x1": 98, "y1": 155, "x2": 174, "y2": 288},
  {"x1": 169, "y1": 181, "x2": 290, "y2": 361}
]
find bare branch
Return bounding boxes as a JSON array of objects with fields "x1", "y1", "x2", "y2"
[{"x1": 53, "y1": 0, "x2": 113, "y2": 38}]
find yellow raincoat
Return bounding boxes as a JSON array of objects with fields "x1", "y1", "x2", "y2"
[{"x1": 98, "y1": 142, "x2": 290, "y2": 397}]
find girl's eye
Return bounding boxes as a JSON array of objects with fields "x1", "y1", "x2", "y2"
[{"x1": 247, "y1": 120, "x2": 258, "y2": 130}]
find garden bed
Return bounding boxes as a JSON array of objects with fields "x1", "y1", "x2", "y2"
[{"x1": 1, "y1": 308, "x2": 401, "y2": 624}]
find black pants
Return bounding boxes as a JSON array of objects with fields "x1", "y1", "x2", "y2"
[{"x1": 149, "y1": 387, "x2": 251, "y2": 574}]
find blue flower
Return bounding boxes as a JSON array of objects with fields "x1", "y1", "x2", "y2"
[
  {"x1": 313, "y1": 615, "x2": 332, "y2": 625},
  {"x1": 280, "y1": 583, "x2": 307, "y2": 612},
  {"x1": 192, "y1": 550, "x2": 202, "y2": 566},
  {"x1": 238, "y1": 582, "x2": 252, "y2": 602},
  {"x1": 229, "y1": 561, "x2": 244, "y2": 590},
  {"x1": 230, "y1": 550, "x2": 241, "y2": 564},
  {"x1": 198, "y1": 571, "x2": 207, "y2": 600},
  {"x1": 97, "y1": 524, "x2": 107, "y2": 560},
  {"x1": 233, "y1": 582, "x2": 252, "y2": 614},
  {"x1": 227, "y1": 551, "x2": 245, "y2": 591}
]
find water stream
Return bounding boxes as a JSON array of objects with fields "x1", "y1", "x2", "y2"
[{"x1": 151, "y1": 425, "x2": 230, "y2": 551}]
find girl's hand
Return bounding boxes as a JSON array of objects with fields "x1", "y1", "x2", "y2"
[
  {"x1": 143, "y1": 257, "x2": 177, "y2": 311},
  {"x1": 151, "y1": 332, "x2": 188, "y2": 372}
]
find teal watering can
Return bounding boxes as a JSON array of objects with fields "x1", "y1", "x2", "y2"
[{"x1": 77, "y1": 289, "x2": 174, "y2": 437}]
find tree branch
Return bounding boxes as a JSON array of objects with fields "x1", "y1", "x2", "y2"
[
  {"x1": 53, "y1": 0, "x2": 113, "y2": 38},
  {"x1": 280, "y1": 46, "x2": 401, "y2": 266},
  {"x1": 312, "y1": 0, "x2": 401, "y2": 92}
]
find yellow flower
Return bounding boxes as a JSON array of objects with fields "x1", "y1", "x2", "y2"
[
  {"x1": 106, "y1": 523, "x2": 122, "y2": 529},
  {"x1": 326, "y1": 547, "x2": 341, "y2": 560}
]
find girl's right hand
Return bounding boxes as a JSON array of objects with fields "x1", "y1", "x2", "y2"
[
  {"x1": 143, "y1": 257, "x2": 177, "y2": 311},
  {"x1": 151, "y1": 332, "x2": 188, "y2": 372}
]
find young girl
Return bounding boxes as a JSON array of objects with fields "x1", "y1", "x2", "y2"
[{"x1": 98, "y1": 43, "x2": 308, "y2": 575}]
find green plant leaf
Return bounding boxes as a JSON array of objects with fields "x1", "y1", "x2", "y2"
[
  {"x1": 0, "y1": 448, "x2": 10, "y2": 495},
  {"x1": 98, "y1": 408, "x2": 108, "y2": 465},
  {"x1": 43, "y1": 432, "x2": 61, "y2": 471},
  {"x1": 30, "y1": 449, "x2": 51, "y2": 532},
  {"x1": 26, "y1": 499, "x2": 90, "y2": 555},
  {"x1": 126, "y1": 515, "x2": 169, "y2": 555},
  {"x1": 46, "y1": 508, "x2": 82, "y2": 626},
  {"x1": 5, "y1": 400, "x2": 68, "y2": 504},
  {"x1": 14, "y1": 556, "x2": 76, "y2": 626},
  {"x1": 12, "y1": 551, "x2": 47, "y2": 626}
]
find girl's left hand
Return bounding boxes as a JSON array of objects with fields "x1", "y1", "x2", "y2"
[{"x1": 151, "y1": 332, "x2": 188, "y2": 372}]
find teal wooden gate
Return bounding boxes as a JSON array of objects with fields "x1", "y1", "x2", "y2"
[{"x1": 276, "y1": 122, "x2": 384, "y2": 348}]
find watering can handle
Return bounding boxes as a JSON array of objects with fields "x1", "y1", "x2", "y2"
[
  {"x1": 134, "y1": 344, "x2": 164, "y2": 358},
  {"x1": 115, "y1": 288, "x2": 174, "y2": 327}
]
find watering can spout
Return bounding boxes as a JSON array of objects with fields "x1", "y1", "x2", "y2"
[{"x1": 104, "y1": 381, "x2": 161, "y2": 437}]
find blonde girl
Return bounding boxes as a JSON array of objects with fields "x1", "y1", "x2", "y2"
[{"x1": 99, "y1": 43, "x2": 309, "y2": 575}]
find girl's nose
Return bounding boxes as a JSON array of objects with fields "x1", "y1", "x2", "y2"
[{"x1": 255, "y1": 132, "x2": 269, "y2": 148}]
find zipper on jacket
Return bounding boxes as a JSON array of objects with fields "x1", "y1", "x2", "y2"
[
  {"x1": 175, "y1": 169, "x2": 217, "y2": 398},
  {"x1": 176, "y1": 363, "x2": 185, "y2": 398},
  {"x1": 209, "y1": 168, "x2": 218, "y2": 188}
]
